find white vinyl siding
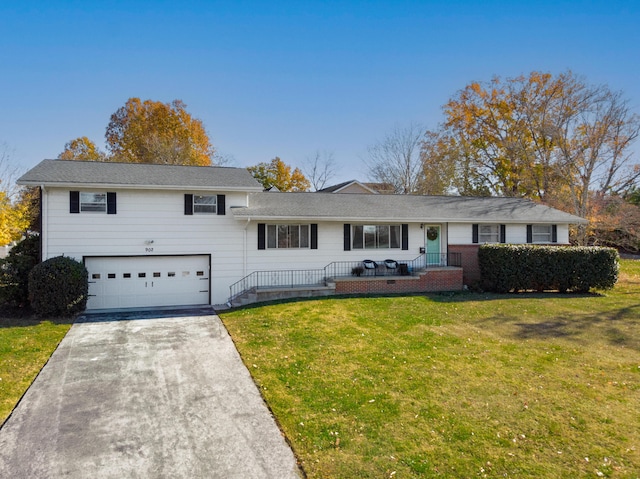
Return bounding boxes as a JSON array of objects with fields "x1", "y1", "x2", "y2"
[
  {"x1": 448, "y1": 223, "x2": 570, "y2": 245},
  {"x1": 43, "y1": 188, "x2": 247, "y2": 305}
]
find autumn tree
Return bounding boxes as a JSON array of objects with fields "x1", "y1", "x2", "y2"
[
  {"x1": 0, "y1": 145, "x2": 30, "y2": 245},
  {"x1": 587, "y1": 194, "x2": 640, "y2": 252},
  {"x1": 365, "y1": 123, "x2": 425, "y2": 194},
  {"x1": 423, "y1": 71, "x2": 640, "y2": 244},
  {"x1": 303, "y1": 150, "x2": 337, "y2": 191},
  {"x1": 247, "y1": 157, "x2": 310, "y2": 192},
  {"x1": 105, "y1": 98, "x2": 214, "y2": 166},
  {"x1": 58, "y1": 136, "x2": 107, "y2": 161}
]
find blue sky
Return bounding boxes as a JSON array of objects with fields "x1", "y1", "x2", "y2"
[{"x1": 1, "y1": 0, "x2": 639, "y2": 184}]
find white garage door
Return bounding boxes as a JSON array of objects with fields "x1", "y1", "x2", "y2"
[{"x1": 85, "y1": 255, "x2": 210, "y2": 310}]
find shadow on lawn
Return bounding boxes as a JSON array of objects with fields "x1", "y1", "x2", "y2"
[{"x1": 480, "y1": 303, "x2": 640, "y2": 350}]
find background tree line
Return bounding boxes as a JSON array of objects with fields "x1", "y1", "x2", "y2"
[
  {"x1": 366, "y1": 71, "x2": 640, "y2": 250},
  {"x1": 2, "y1": 72, "x2": 639, "y2": 251}
]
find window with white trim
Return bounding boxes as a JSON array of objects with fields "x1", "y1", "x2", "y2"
[
  {"x1": 267, "y1": 224, "x2": 310, "y2": 248},
  {"x1": 80, "y1": 192, "x2": 107, "y2": 213},
  {"x1": 193, "y1": 195, "x2": 217, "y2": 214},
  {"x1": 479, "y1": 224, "x2": 500, "y2": 243},
  {"x1": 352, "y1": 225, "x2": 401, "y2": 249},
  {"x1": 532, "y1": 224, "x2": 552, "y2": 243}
]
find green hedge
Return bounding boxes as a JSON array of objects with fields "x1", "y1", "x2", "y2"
[
  {"x1": 478, "y1": 244, "x2": 619, "y2": 293},
  {"x1": 28, "y1": 256, "x2": 88, "y2": 316}
]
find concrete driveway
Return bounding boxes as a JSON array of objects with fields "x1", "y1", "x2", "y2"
[{"x1": 0, "y1": 307, "x2": 302, "y2": 478}]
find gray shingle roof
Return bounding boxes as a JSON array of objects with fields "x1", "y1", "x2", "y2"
[
  {"x1": 232, "y1": 192, "x2": 587, "y2": 224},
  {"x1": 17, "y1": 160, "x2": 263, "y2": 191}
]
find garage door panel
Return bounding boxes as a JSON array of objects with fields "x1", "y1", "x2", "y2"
[{"x1": 86, "y1": 255, "x2": 210, "y2": 310}]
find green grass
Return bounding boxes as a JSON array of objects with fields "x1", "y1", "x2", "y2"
[
  {"x1": 0, "y1": 316, "x2": 72, "y2": 423},
  {"x1": 220, "y1": 260, "x2": 640, "y2": 478}
]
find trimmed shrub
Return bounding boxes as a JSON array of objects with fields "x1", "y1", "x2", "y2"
[
  {"x1": 0, "y1": 235, "x2": 40, "y2": 306},
  {"x1": 28, "y1": 256, "x2": 88, "y2": 316},
  {"x1": 479, "y1": 244, "x2": 619, "y2": 293}
]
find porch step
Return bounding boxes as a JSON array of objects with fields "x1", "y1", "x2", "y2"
[{"x1": 231, "y1": 284, "x2": 336, "y2": 308}]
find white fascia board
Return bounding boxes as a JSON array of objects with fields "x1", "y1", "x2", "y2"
[
  {"x1": 17, "y1": 181, "x2": 264, "y2": 192},
  {"x1": 231, "y1": 215, "x2": 587, "y2": 224}
]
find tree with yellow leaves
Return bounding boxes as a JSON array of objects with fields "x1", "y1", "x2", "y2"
[
  {"x1": 58, "y1": 136, "x2": 107, "y2": 161},
  {"x1": 247, "y1": 157, "x2": 310, "y2": 191},
  {"x1": 0, "y1": 190, "x2": 30, "y2": 246},
  {"x1": 105, "y1": 98, "x2": 214, "y2": 166},
  {"x1": 0, "y1": 145, "x2": 30, "y2": 245},
  {"x1": 422, "y1": 71, "x2": 640, "y2": 244}
]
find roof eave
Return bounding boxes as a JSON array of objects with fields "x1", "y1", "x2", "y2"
[
  {"x1": 231, "y1": 212, "x2": 588, "y2": 224},
  {"x1": 17, "y1": 180, "x2": 263, "y2": 192}
]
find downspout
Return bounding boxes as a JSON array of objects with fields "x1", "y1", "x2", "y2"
[
  {"x1": 243, "y1": 192, "x2": 251, "y2": 278},
  {"x1": 243, "y1": 217, "x2": 251, "y2": 277},
  {"x1": 40, "y1": 185, "x2": 47, "y2": 261}
]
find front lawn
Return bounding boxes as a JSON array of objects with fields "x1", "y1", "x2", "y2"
[
  {"x1": 220, "y1": 260, "x2": 640, "y2": 478},
  {"x1": 0, "y1": 315, "x2": 72, "y2": 424}
]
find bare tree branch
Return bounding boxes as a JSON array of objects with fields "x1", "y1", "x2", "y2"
[
  {"x1": 365, "y1": 123, "x2": 425, "y2": 194},
  {"x1": 303, "y1": 150, "x2": 337, "y2": 191}
]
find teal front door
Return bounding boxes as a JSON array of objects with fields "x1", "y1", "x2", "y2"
[{"x1": 425, "y1": 225, "x2": 441, "y2": 265}]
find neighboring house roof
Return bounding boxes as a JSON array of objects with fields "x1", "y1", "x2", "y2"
[
  {"x1": 233, "y1": 192, "x2": 588, "y2": 224},
  {"x1": 17, "y1": 159, "x2": 263, "y2": 191},
  {"x1": 318, "y1": 180, "x2": 379, "y2": 194},
  {"x1": 363, "y1": 182, "x2": 395, "y2": 194}
]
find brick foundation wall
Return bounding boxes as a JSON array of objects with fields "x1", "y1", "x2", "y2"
[
  {"x1": 334, "y1": 268, "x2": 463, "y2": 295},
  {"x1": 448, "y1": 245, "x2": 481, "y2": 286}
]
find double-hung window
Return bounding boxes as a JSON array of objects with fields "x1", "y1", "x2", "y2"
[
  {"x1": 184, "y1": 194, "x2": 225, "y2": 215},
  {"x1": 532, "y1": 224, "x2": 552, "y2": 243},
  {"x1": 478, "y1": 224, "x2": 500, "y2": 243},
  {"x1": 80, "y1": 193, "x2": 107, "y2": 213},
  {"x1": 472, "y1": 224, "x2": 506, "y2": 244},
  {"x1": 193, "y1": 195, "x2": 217, "y2": 214},
  {"x1": 352, "y1": 225, "x2": 401, "y2": 249},
  {"x1": 267, "y1": 224, "x2": 310, "y2": 249},
  {"x1": 71, "y1": 191, "x2": 116, "y2": 214}
]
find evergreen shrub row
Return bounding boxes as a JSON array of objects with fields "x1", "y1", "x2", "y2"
[{"x1": 478, "y1": 244, "x2": 619, "y2": 293}]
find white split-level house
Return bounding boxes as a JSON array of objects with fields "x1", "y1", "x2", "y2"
[{"x1": 18, "y1": 160, "x2": 588, "y2": 310}]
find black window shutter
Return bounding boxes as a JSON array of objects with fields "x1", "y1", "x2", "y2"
[
  {"x1": 343, "y1": 224, "x2": 351, "y2": 251},
  {"x1": 500, "y1": 224, "x2": 506, "y2": 243},
  {"x1": 217, "y1": 194, "x2": 226, "y2": 215},
  {"x1": 401, "y1": 224, "x2": 409, "y2": 250},
  {"x1": 70, "y1": 191, "x2": 80, "y2": 214},
  {"x1": 184, "y1": 194, "x2": 193, "y2": 215},
  {"x1": 258, "y1": 223, "x2": 266, "y2": 250},
  {"x1": 552, "y1": 224, "x2": 558, "y2": 243},
  {"x1": 472, "y1": 224, "x2": 479, "y2": 243},
  {"x1": 526, "y1": 225, "x2": 533, "y2": 243},
  {"x1": 107, "y1": 192, "x2": 117, "y2": 215},
  {"x1": 310, "y1": 224, "x2": 318, "y2": 250}
]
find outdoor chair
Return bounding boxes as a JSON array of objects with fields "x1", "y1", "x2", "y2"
[
  {"x1": 384, "y1": 259, "x2": 398, "y2": 275},
  {"x1": 362, "y1": 259, "x2": 378, "y2": 275}
]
